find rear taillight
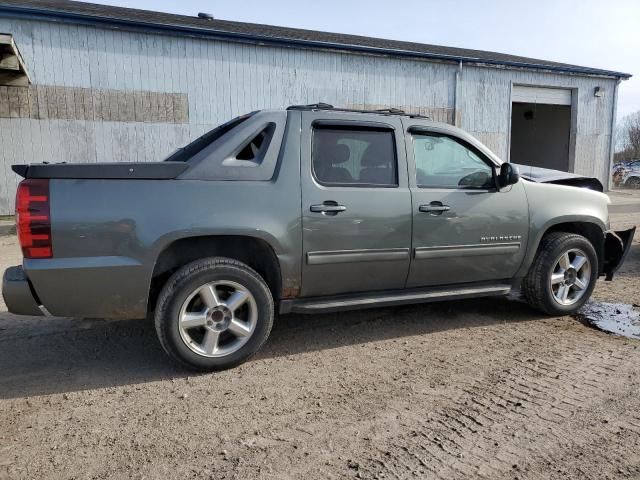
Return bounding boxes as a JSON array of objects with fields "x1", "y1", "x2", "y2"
[{"x1": 16, "y1": 179, "x2": 52, "y2": 259}]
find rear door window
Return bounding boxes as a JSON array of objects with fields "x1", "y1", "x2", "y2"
[{"x1": 312, "y1": 128, "x2": 398, "y2": 187}]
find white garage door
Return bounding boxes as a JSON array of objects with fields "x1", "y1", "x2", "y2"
[{"x1": 512, "y1": 85, "x2": 572, "y2": 105}]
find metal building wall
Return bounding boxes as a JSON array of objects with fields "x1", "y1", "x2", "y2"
[
  {"x1": 458, "y1": 66, "x2": 617, "y2": 182},
  {"x1": 0, "y1": 17, "x2": 617, "y2": 214}
]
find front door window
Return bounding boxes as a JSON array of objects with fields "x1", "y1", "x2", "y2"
[{"x1": 412, "y1": 133, "x2": 494, "y2": 189}]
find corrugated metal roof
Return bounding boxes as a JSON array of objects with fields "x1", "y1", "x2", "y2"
[{"x1": 0, "y1": 0, "x2": 632, "y2": 79}]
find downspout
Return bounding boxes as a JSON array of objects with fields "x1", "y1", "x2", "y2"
[
  {"x1": 607, "y1": 78, "x2": 621, "y2": 191},
  {"x1": 453, "y1": 60, "x2": 463, "y2": 126}
]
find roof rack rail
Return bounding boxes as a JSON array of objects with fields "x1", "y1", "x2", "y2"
[
  {"x1": 288, "y1": 103, "x2": 335, "y2": 110},
  {"x1": 374, "y1": 107, "x2": 406, "y2": 115},
  {"x1": 287, "y1": 103, "x2": 430, "y2": 119}
]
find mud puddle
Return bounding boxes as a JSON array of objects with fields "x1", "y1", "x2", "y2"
[{"x1": 574, "y1": 302, "x2": 640, "y2": 339}]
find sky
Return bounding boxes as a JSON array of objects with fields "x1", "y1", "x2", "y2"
[{"x1": 95, "y1": 0, "x2": 640, "y2": 121}]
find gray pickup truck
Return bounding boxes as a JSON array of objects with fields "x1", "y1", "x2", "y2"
[{"x1": 3, "y1": 104, "x2": 635, "y2": 371}]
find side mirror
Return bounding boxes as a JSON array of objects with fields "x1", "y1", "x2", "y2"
[{"x1": 498, "y1": 163, "x2": 519, "y2": 188}]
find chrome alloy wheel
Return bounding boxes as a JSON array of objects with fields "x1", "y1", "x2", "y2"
[
  {"x1": 549, "y1": 248, "x2": 591, "y2": 306},
  {"x1": 178, "y1": 281, "x2": 258, "y2": 358}
]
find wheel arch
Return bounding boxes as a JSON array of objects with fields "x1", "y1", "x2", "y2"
[
  {"x1": 148, "y1": 235, "x2": 283, "y2": 314},
  {"x1": 543, "y1": 222, "x2": 605, "y2": 271},
  {"x1": 625, "y1": 175, "x2": 640, "y2": 185},
  {"x1": 518, "y1": 218, "x2": 606, "y2": 278}
]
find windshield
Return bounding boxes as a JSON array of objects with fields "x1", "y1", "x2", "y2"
[{"x1": 163, "y1": 111, "x2": 258, "y2": 162}]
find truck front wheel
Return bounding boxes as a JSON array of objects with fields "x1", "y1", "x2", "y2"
[
  {"x1": 522, "y1": 232, "x2": 598, "y2": 315},
  {"x1": 154, "y1": 257, "x2": 274, "y2": 371}
]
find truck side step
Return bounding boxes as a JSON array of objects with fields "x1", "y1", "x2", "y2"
[{"x1": 279, "y1": 283, "x2": 512, "y2": 314}]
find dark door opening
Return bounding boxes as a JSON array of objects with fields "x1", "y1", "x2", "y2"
[{"x1": 510, "y1": 103, "x2": 571, "y2": 171}]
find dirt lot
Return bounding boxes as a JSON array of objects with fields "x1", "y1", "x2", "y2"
[{"x1": 0, "y1": 213, "x2": 639, "y2": 480}]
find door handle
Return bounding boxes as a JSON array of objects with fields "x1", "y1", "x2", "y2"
[
  {"x1": 419, "y1": 203, "x2": 451, "y2": 214},
  {"x1": 310, "y1": 202, "x2": 347, "y2": 215}
]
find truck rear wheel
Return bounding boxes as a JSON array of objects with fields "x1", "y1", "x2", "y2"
[
  {"x1": 154, "y1": 257, "x2": 274, "y2": 371},
  {"x1": 522, "y1": 232, "x2": 598, "y2": 315}
]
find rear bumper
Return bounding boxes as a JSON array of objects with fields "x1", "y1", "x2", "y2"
[
  {"x1": 2, "y1": 266, "x2": 45, "y2": 316},
  {"x1": 3, "y1": 257, "x2": 149, "y2": 319},
  {"x1": 22, "y1": 256, "x2": 149, "y2": 319},
  {"x1": 603, "y1": 227, "x2": 636, "y2": 281}
]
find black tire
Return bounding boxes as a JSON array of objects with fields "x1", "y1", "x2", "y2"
[
  {"x1": 154, "y1": 257, "x2": 274, "y2": 371},
  {"x1": 625, "y1": 177, "x2": 640, "y2": 189},
  {"x1": 522, "y1": 232, "x2": 598, "y2": 315}
]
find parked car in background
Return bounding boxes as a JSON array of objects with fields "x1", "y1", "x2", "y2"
[
  {"x1": 623, "y1": 161, "x2": 640, "y2": 188},
  {"x1": 2, "y1": 104, "x2": 636, "y2": 371},
  {"x1": 613, "y1": 160, "x2": 640, "y2": 188},
  {"x1": 612, "y1": 162, "x2": 628, "y2": 186}
]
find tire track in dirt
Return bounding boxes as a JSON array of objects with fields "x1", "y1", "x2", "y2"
[{"x1": 360, "y1": 330, "x2": 640, "y2": 479}]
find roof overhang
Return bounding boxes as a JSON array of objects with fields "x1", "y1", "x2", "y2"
[
  {"x1": 0, "y1": 33, "x2": 30, "y2": 86},
  {"x1": 0, "y1": 3, "x2": 632, "y2": 81}
]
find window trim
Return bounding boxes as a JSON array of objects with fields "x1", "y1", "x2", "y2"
[
  {"x1": 313, "y1": 119, "x2": 396, "y2": 131},
  {"x1": 166, "y1": 111, "x2": 257, "y2": 163},
  {"x1": 410, "y1": 131, "x2": 498, "y2": 191},
  {"x1": 311, "y1": 124, "x2": 400, "y2": 189},
  {"x1": 226, "y1": 122, "x2": 276, "y2": 166}
]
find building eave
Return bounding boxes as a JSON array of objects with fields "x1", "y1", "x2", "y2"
[{"x1": 0, "y1": 3, "x2": 632, "y2": 80}]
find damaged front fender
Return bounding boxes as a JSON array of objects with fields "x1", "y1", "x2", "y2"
[{"x1": 603, "y1": 227, "x2": 636, "y2": 281}]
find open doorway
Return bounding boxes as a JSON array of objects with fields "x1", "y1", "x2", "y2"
[{"x1": 509, "y1": 86, "x2": 572, "y2": 171}]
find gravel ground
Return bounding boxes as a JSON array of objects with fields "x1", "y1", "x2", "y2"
[{"x1": 0, "y1": 213, "x2": 639, "y2": 480}]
